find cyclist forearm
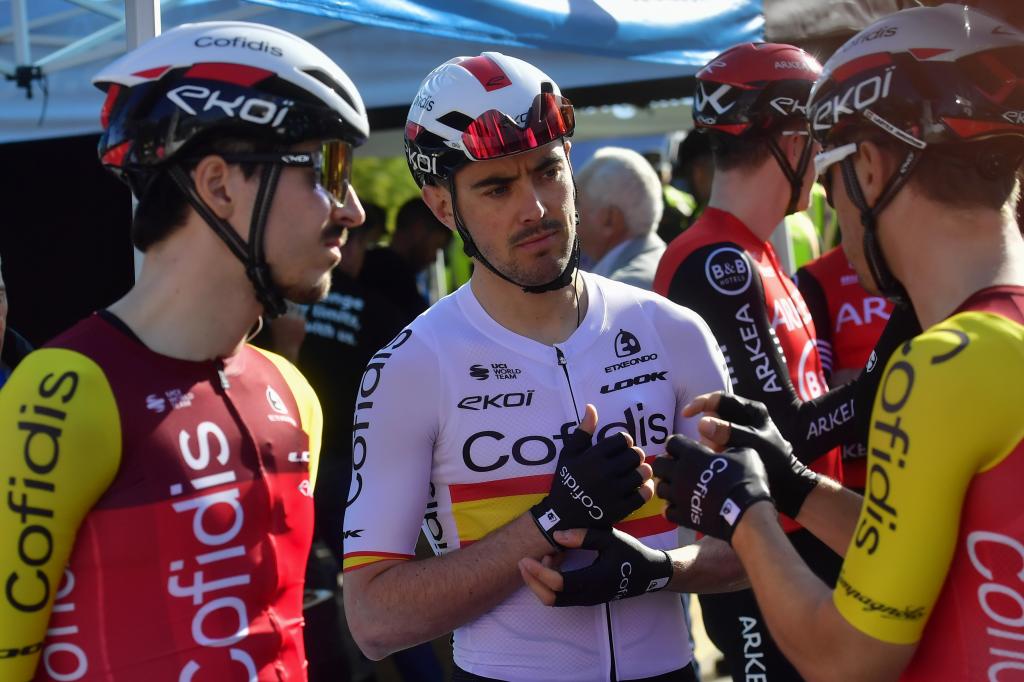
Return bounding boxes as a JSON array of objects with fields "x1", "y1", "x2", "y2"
[
  {"x1": 343, "y1": 513, "x2": 552, "y2": 659},
  {"x1": 666, "y1": 536, "x2": 749, "y2": 594}
]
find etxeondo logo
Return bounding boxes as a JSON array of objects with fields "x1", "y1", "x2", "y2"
[{"x1": 614, "y1": 329, "x2": 641, "y2": 358}]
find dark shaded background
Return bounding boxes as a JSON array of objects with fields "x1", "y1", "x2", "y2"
[{"x1": 0, "y1": 134, "x2": 134, "y2": 347}]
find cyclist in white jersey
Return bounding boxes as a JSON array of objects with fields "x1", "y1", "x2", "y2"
[{"x1": 342, "y1": 52, "x2": 745, "y2": 682}]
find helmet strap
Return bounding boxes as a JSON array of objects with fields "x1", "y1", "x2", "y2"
[
  {"x1": 837, "y1": 146, "x2": 921, "y2": 304},
  {"x1": 766, "y1": 133, "x2": 813, "y2": 216},
  {"x1": 167, "y1": 163, "x2": 288, "y2": 318}
]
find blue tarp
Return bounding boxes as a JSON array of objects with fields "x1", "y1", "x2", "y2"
[
  {"x1": 0, "y1": 0, "x2": 763, "y2": 143},
  {"x1": 246, "y1": 0, "x2": 763, "y2": 67}
]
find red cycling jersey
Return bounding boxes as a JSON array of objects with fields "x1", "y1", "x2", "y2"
[
  {"x1": 655, "y1": 207, "x2": 843, "y2": 532},
  {"x1": 0, "y1": 312, "x2": 322, "y2": 681},
  {"x1": 797, "y1": 246, "x2": 893, "y2": 489}
]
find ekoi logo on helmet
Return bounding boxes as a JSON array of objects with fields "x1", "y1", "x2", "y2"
[
  {"x1": 811, "y1": 68, "x2": 895, "y2": 134},
  {"x1": 166, "y1": 84, "x2": 292, "y2": 127},
  {"x1": 693, "y1": 82, "x2": 736, "y2": 117}
]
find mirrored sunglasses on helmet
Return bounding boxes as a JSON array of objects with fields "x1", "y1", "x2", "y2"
[
  {"x1": 461, "y1": 92, "x2": 575, "y2": 161},
  {"x1": 216, "y1": 140, "x2": 354, "y2": 207}
]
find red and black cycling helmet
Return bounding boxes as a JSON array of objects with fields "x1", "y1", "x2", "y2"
[
  {"x1": 93, "y1": 21, "x2": 369, "y2": 317},
  {"x1": 694, "y1": 42, "x2": 822, "y2": 135},
  {"x1": 808, "y1": 4, "x2": 1024, "y2": 301},
  {"x1": 694, "y1": 43, "x2": 823, "y2": 213}
]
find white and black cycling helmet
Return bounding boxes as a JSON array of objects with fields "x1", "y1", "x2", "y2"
[
  {"x1": 404, "y1": 52, "x2": 578, "y2": 293},
  {"x1": 808, "y1": 4, "x2": 1024, "y2": 300},
  {"x1": 94, "y1": 21, "x2": 369, "y2": 316}
]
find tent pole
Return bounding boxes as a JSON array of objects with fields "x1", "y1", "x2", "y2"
[
  {"x1": 11, "y1": 0, "x2": 30, "y2": 65},
  {"x1": 124, "y1": 0, "x2": 160, "y2": 50},
  {"x1": 124, "y1": 0, "x2": 161, "y2": 280}
]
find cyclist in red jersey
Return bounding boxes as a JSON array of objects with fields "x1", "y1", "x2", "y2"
[
  {"x1": 654, "y1": 5, "x2": 1024, "y2": 679},
  {"x1": 796, "y1": 246, "x2": 894, "y2": 491},
  {"x1": 0, "y1": 21, "x2": 368, "y2": 681}
]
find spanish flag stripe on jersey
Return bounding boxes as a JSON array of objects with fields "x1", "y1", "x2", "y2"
[
  {"x1": 342, "y1": 551, "x2": 415, "y2": 572},
  {"x1": 449, "y1": 473, "x2": 553, "y2": 503},
  {"x1": 451, "y1": 468, "x2": 672, "y2": 545}
]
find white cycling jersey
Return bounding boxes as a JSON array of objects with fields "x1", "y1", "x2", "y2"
[{"x1": 343, "y1": 272, "x2": 729, "y2": 681}]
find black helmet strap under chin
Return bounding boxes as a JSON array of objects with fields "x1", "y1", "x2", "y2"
[
  {"x1": 446, "y1": 166, "x2": 581, "y2": 295},
  {"x1": 168, "y1": 163, "x2": 287, "y2": 318},
  {"x1": 837, "y1": 146, "x2": 922, "y2": 305},
  {"x1": 766, "y1": 133, "x2": 814, "y2": 216}
]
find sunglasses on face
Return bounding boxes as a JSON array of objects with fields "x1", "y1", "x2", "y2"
[
  {"x1": 217, "y1": 139, "x2": 354, "y2": 207},
  {"x1": 813, "y1": 142, "x2": 858, "y2": 205}
]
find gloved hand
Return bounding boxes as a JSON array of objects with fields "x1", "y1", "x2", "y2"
[
  {"x1": 707, "y1": 393, "x2": 820, "y2": 519},
  {"x1": 552, "y1": 528, "x2": 672, "y2": 606},
  {"x1": 652, "y1": 435, "x2": 771, "y2": 543},
  {"x1": 531, "y1": 407, "x2": 648, "y2": 549}
]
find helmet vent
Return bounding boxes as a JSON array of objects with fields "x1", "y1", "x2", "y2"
[
  {"x1": 436, "y1": 111, "x2": 475, "y2": 132},
  {"x1": 303, "y1": 68, "x2": 358, "y2": 111}
]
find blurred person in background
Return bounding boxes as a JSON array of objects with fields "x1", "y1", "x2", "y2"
[
  {"x1": 577, "y1": 147, "x2": 667, "y2": 290},
  {"x1": 643, "y1": 149, "x2": 697, "y2": 245},
  {"x1": 360, "y1": 197, "x2": 452, "y2": 319},
  {"x1": 673, "y1": 131, "x2": 714, "y2": 218}
]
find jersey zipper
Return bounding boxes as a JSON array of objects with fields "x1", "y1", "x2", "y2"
[
  {"x1": 554, "y1": 345, "x2": 617, "y2": 680},
  {"x1": 554, "y1": 346, "x2": 581, "y2": 423},
  {"x1": 606, "y1": 604, "x2": 618, "y2": 682}
]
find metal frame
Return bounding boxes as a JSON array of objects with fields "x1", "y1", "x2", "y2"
[{"x1": 0, "y1": 1, "x2": 280, "y2": 79}]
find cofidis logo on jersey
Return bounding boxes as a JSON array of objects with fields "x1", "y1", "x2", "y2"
[{"x1": 705, "y1": 247, "x2": 752, "y2": 295}]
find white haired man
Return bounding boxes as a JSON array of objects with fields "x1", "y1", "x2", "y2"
[{"x1": 576, "y1": 147, "x2": 666, "y2": 290}]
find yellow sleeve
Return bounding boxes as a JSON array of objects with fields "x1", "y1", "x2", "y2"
[
  {"x1": 834, "y1": 313, "x2": 1024, "y2": 644},
  {"x1": 0, "y1": 349, "x2": 121, "y2": 680},
  {"x1": 252, "y1": 346, "x2": 323, "y2": 490}
]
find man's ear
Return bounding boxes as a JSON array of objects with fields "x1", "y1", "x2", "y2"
[
  {"x1": 605, "y1": 205, "x2": 628, "y2": 240},
  {"x1": 422, "y1": 183, "x2": 456, "y2": 232},
  {"x1": 784, "y1": 131, "x2": 810, "y2": 166},
  {"x1": 852, "y1": 140, "x2": 893, "y2": 207},
  {"x1": 192, "y1": 154, "x2": 240, "y2": 221}
]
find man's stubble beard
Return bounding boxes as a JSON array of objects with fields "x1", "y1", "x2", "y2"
[
  {"x1": 281, "y1": 269, "x2": 333, "y2": 305},
  {"x1": 480, "y1": 217, "x2": 574, "y2": 287}
]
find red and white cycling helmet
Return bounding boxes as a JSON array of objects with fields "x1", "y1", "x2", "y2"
[
  {"x1": 403, "y1": 52, "x2": 579, "y2": 294},
  {"x1": 404, "y1": 52, "x2": 575, "y2": 188}
]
